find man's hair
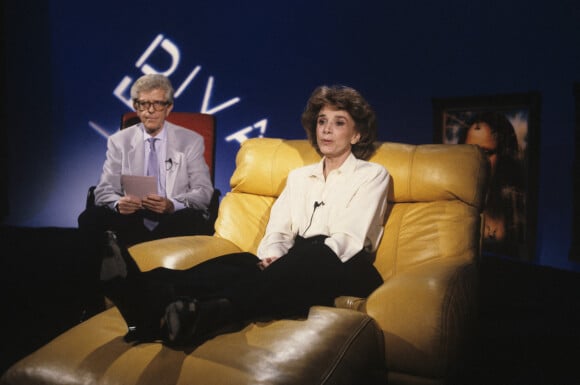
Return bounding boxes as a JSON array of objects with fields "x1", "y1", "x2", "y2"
[{"x1": 130, "y1": 74, "x2": 175, "y2": 104}]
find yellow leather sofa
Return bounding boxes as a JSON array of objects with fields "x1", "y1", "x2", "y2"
[{"x1": 1, "y1": 138, "x2": 487, "y2": 385}]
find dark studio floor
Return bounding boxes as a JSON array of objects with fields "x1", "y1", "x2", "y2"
[{"x1": 0, "y1": 225, "x2": 579, "y2": 384}]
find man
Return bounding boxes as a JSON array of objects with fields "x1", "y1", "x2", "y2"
[{"x1": 78, "y1": 74, "x2": 215, "y2": 314}]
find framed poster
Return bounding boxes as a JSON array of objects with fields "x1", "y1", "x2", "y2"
[{"x1": 432, "y1": 92, "x2": 541, "y2": 261}]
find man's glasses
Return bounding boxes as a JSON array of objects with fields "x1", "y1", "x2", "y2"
[{"x1": 134, "y1": 100, "x2": 171, "y2": 111}]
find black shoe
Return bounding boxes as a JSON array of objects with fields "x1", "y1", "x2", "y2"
[
  {"x1": 100, "y1": 231, "x2": 128, "y2": 281},
  {"x1": 163, "y1": 298, "x2": 201, "y2": 346},
  {"x1": 163, "y1": 297, "x2": 237, "y2": 347}
]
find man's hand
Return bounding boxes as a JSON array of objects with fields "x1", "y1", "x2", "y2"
[
  {"x1": 117, "y1": 195, "x2": 143, "y2": 214},
  {"x1": 142, "y1": 194, "x2": 175, "y2": 214}
]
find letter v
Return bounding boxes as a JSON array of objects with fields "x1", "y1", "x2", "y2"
[{"x1": 201, "y1": 76, "x2": 241, "y2": 115}]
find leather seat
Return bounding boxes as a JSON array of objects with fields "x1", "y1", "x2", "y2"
[{"x1": 1, "y1": 138, "x2": 487, "y2": 385}]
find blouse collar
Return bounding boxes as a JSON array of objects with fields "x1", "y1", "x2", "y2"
[{"x1": 311, "y1": 152, "x2": 358, "y2": 178}]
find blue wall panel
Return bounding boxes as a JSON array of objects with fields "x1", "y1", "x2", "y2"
[{"x1": 2, "y1": 0, "x2": 579, "y2": 271}]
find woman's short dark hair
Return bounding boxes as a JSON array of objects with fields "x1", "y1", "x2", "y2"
[{"x1": 301, "y1": 85, "x2": 377, "y2": 160}]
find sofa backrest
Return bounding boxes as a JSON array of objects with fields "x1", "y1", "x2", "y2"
[{"x1": 214, "y1": 138, "x2": 487, "y2": 279}]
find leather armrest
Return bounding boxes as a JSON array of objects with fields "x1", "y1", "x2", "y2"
[
  {"x1": 334, "y1": 296, "x2": 367, "y2": 312},
  {"x1": 128, "y1": 235, "x2": 242, "y2": 271},
  {"x1": 365, "y1": 258, "x2": 478, "y2": 377}
]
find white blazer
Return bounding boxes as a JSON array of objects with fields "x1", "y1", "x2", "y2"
[{"x1": 94, "y1": 121, "x2": 214, "y2": 211}]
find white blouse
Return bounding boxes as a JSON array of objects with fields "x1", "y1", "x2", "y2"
[{"x1": 257, "y1": 153, "x2": 390, "y2": 263}]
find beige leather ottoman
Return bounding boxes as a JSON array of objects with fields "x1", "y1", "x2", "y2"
[{"x1": 1, "y1": 306, "x2": 386, "y2": 385}]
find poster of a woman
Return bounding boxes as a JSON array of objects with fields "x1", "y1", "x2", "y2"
[{"x1": 433, "y1": 92, "x2": 541, "y2": 261}]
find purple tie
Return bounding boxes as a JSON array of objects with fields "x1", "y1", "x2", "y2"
[
  {"x1": 147, "y1": 138, "x2": 159, "y2": 179},
  {"x1": 144, "y1": 138, "x2": 159, "y2": 231}
]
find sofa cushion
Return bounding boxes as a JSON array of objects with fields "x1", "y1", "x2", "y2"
[
  {"x1": 228, "y1": 139, "x2": 486, "y2": 207},
  {"x1": 129, "y1": 235, "x2": 242, "y2": 271},
  {"x1": 230, "y1": 139, "x2": 320, "y2": 198},
  {"x1": 214, "y1": 193, "x2": 275, "y2": 255}
]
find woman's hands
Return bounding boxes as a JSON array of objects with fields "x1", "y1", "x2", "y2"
[{"x1": 257, "y1": 256, "x2": 279, "y2": 270}]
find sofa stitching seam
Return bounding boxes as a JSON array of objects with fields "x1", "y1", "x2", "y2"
[{"x1": 319, "y1": 316, "x2": 373, "y2": 384}]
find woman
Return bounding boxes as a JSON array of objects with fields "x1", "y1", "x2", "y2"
[{"x1": 101, "y1": 85, "x2": 390, "y2": 346}]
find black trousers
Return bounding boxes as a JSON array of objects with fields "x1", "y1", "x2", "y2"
[
  {"x1": 77, "y1": 206, "x2": 213, "y2": 313},
  {"x1": 120, "y1": 236, "x2": 383, "y2": 328},
  {"x1": 78, "y1": 205, "x2": 213, "y2": 247}
]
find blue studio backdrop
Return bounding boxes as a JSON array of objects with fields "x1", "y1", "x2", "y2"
[{"x1": 2, "y1": 0, "x2": 580, "y2": 271}]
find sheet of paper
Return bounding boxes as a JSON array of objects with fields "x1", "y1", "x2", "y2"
[{"x1": 121, "y1": 175, "x2": 157, "y2": 198}]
